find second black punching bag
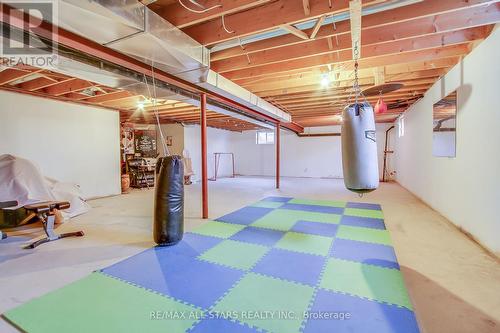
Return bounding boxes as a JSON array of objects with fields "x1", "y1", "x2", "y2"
[{"x1": 154, "y1": 155, "x2": 184, "y2": 246}]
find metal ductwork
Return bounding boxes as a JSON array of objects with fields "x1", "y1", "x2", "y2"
[
  {"x1": 53, "y1": 51, "x2": 276, "y2": 129},
  {"x1": 0, "y1": 18, "x2": 277, "y2": 130},
  {"x1": 39, "y1": 0, "x2": 291, "y2": 123}
]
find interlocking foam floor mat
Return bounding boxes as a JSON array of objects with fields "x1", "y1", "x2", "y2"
[{"x1": 3, "y1": 197, "x2": 420, "y2": 333}]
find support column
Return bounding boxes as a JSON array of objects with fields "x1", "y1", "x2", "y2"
[
  {"x1": 201, "y1": 93, "x2": 208, "y2": 219},
  {"x1": 276, "y1": 122, "x2": 280, "y2": 189}
]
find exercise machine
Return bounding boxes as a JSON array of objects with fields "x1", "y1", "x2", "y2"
[
  {"x1": 0, "y1": 200, "x2": 18, "y2": 240},
  {"x1": 23, "y1": 201, "x2": 84, "y2": 249}
]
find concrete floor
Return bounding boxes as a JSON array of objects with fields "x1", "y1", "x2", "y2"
[{"x1": 1, "y1": 177, "x2": 499, "y2": 333}]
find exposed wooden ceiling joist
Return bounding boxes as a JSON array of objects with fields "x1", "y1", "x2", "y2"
[
  {"x1": 19, "y1": 76, "x2": 62, "y2": 91},
  {"x1": 5, "y1": 0, "x2": 498, "y2": 128},
  {"x1": 0, "y1": 64, "x2": 264, "y2": 132},
  {"x1": 242, "y1": 67, "x2": 447, "y2": 92},
  {"x1": 213, "y1": 26, "x2": 486, "y2": 73},
  {"x1": 150, "y1": 0, "x2": 273, "y2": 29},
  {"x1": 210, "y1": 2, "x2": 499, "y2": 61},
  {"x1": 0, "y1": 67, "x2": 42, "y2": 85},
  {"x1": 181, "y1": 0, "x2": 385, "y2": 46},
  {"x1": 44, "y1": 78, "x2": 95, "y2": 96},
  {"x1": 222, "y1": 43, "x2": 472, "y2": 80}
]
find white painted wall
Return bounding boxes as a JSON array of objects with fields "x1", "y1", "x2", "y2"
[
  {"x1": 231, "y1": 124, "x2": 392, "y2": 180},
  {"x1": 0, "y1": 90, "x2": 121, "y2": 199},
  {"x1": 158, "y1": 123, "x2": 184, "y2": 157},
  {"x1": 393, "y1": 25, "x2": 500, "y2": 254},
  {"x1": 183, "y1": 125, "x2": 236, "y2": 182}
]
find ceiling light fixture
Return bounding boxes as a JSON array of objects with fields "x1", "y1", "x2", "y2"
[
  {"x1": 137, "y1": 102, "x2": 145, "y2": 111},
  {"x1": 320, "y1": 73, "x2": 330, "y2": 87}
]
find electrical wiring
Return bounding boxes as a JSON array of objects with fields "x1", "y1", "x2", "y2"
[
  {"x1": 221, "y1": 14, "x2": 235, "y2": 34},
  {"x1": 178, "y1": 0, "x2": 221, "y2": 14}
]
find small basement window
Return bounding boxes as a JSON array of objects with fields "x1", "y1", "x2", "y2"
[{"x1": 256, "y1": 131, "x2": 275, "y2": 145}]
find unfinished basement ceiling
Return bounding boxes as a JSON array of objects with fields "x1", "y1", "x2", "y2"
[
  {"x1": 0, "y1": 64, "x2": 264, "y2": 132},
  {"x1": 149, "y1": 0, "x2": 500, "y2": 127}
]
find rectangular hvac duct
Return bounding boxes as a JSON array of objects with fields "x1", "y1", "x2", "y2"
[{"x1": 8, "y1": 0, "x2": 291, "y2": 123}]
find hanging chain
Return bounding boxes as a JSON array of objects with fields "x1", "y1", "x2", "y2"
[
  {"x1": 344, "y1": 40, "x2": 367, "y2": 108},
  {"x1": 353, "y1": 41, "x2": 360, "y2": 104}
]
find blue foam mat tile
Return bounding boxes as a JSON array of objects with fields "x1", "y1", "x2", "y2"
[
  {"x1": 102, "y1": 233, "x2": 222, "y2": 269},
  {"x1": 261, "y1": 196, "x2": 293, "y2": 202},
  {"x1": 346, "y1": 202, "x2": 382, "y2": 210},
  {"x1": 230, "y1": 226, "x2": 285, "y2": 247},
  {"x1": 303, "y1": 289, "x2": 420, "y2": 333},
  {"x1": 216, "y1": 207, "x2": 274, "y2": 225},
  {"x1": 101, "y1": 247, "x2": 244, "y2": 309},
  {"x1": 280, "y1": 203, "x2": 344, "y2": 215},
  {"x1": 330, "y1": 238, "x2": 399, "y2": 269},
  {"x1": 252, "y1": 248, "x2": 326, "y2": 286},
  {"x1": 290, "y1": 220, "x2": 338, "y2": 237},
  {"x1": 163, "y1": 233, "x2": 224, "y2": 256},
  {"x1": 189, "y1": 318, "x2": 260, "y2": 333},
  {"x1": 340, "y1": 215, "x2": 386, "y2": 230}
]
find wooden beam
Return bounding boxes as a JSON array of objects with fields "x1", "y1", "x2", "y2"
[
  {"x1": 44, "y1": 78, "x2": 95, "y2": 96},
  {"x1": 210, "y1": 1, "x2": 499, "y2": 61},
  {"x1": 273, "y1": 86, "x2": 431, "y2": 105},
  {"x1": 212, "y1": 26, "x2": 487, "y2": 73},
  {"x1": 309, "y1": 15, "x2": 326, "y2": 39},
  {"x1": 0, "y1": 68, "x2": 37, "y2": 85},
  {"x1": 349, "y1": 0, "x2": 362, "y2": 60},
  {"x1": 84, "y1": 90, "x2": 132, "y2": 103},
  {"x1": 153, "y1": 0, "x2": 273, "y2": 29},
  {"x1": 65, "y1": 92, "x2": 90, "y2": 100},
  {"x1": 244, "y1": 69, "x2": 444, "y2": 95},
  {"x1": 235, "y1": 57, "x2": 457, "y2": 86},
  {"x1": 156, "y1": 106, "x2": 199, "y2": 114},
  {"x1": 303, "y1": 0, "x2": 311, "y2": 16},
  {"x1": 221, "y1": 43, "x2": 471, "y2": 80},
  {"x1": 280, "y1": 24, "x2": 310, "y2": 40},
  {"x1": 257, "y1": 77, "x2": 440, "y2": 97},
  {"x1": 373, "y1": 67, "x2": 385, "y2": 85},
  {"x1": 282, "y1": 92, "x2": 426, "y2": 109},
  {"x1": 18, "y1": 76, "x2": 60, "y2": 91},
  {"x1": 102, "y1": 95, "x2": 145, "y2": 108},
  {"x1": 295, "y1": 110, "x2": 405, "y2": 126},
  {"x1": 0, "y1": 85, "x2": 123, "y2": 113},
  {"x1": 182, "y1": 0, "x2": 384, "y2": 46}
]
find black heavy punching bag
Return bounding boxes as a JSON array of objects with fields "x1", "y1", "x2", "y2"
[{"x1": 154, "y1": 155, "x2": 184, "y2": 246}]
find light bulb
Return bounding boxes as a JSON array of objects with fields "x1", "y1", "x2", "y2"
[{"x1": 320, "y1": 74, "x2": 330, "y2": 87}]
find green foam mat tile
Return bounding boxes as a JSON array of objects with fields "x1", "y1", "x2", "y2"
[
  {"x1": 288, "y1": 198, "x2": 346, "y2": 208},
  {"x1": 320, "y1": 258, "x2": 412, "y2": 309},
  {"x1": 279, "y1": 209, "x2": 342, "y2": 224},
  {"x1": 251, "y1": 209, "x2": 340, "y2": 231},
  {"x1": 250, "y1": 201, "x2": 285, "y2": 209},
  {"x1": 198, "y1": 239, "x2": 270, "y2": 270},
  {"x1": 191, "y1": 221, "x2": 245, "y2": 239},
  {"x1": 344, "y1": 207, "x2": 384, "y2": 219},
  {"x1": 336, "y1": 225, "x2": 392, "y2": 246},
  {"x1": 275, "y1": 231, "x2": 332, "y2": 256},
  {"x1": 3, "y1": 197, "x2": 418, "y2": 333},
  {"x1": 213, "y1": 272, "x2": 315, "y2": 333},
  {"x1": 3, "y1": 272, "x2": 201, "y2": 333}
]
